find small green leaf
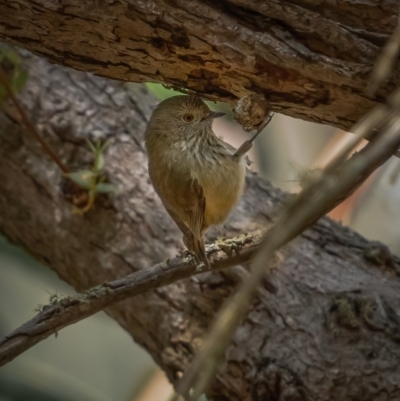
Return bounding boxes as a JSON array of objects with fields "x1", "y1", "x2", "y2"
[
  {"x1": 85, "y1": 139, "x2": 97, "y2": 154},
  {"x1": 94, "y1": 152, "x2": 105, "y2": 171},
  {"x1": 95, "y1": 139, "x2": 102, "y2": 151},
  {"x1": 94, "y1": 182, "x2": 117, "y2": 194},
  {"x1": 2, "y1": 49, "x2": 21, "y2": 66},
  {"x1": 66, "y1": 170, "x2": 96, "y2": 190},
  {"x1": 99, "y1": 138, "x2": 111, "y2": 152},
  {"x1": 12, "y1": 69, "x2": 28, "y2": 92},
  {"x1": 0, "y1": 48, "x2": 28, "y2": 104}
]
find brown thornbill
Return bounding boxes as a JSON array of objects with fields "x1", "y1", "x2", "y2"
[{"x1": 144, "y1": 95, "x2": 246, "y2": 267}]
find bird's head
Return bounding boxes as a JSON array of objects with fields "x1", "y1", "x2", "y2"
[{"x1": 150, "y1": 95, "x2": 225, "y2": 137}]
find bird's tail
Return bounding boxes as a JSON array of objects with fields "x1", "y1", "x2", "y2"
[{"x1": 184, "y1": 234, "x2": 210, "y2": 268}]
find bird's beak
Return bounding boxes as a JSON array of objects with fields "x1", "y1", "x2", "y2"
[{"x1": 202, "y1": 111, "x2": 226, "y2": 121}]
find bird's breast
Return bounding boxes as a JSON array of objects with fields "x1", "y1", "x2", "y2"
[
  {"x1": 147, "y1": 136, "x2": 246, "y2": 229},
  {"x1": 196, "y1": 155, "x2": 246, "y2": 227}
]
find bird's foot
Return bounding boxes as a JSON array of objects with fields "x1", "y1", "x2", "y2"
[
  {"x1": 177, "y1": 248, "x2": 197, "y2": 262},
  {"x1": 177, "y1": 248, "x2": 211, "y2": 272}
]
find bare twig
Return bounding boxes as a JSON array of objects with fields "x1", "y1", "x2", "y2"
[
  {"x1": 174, "y1": 88, "x2": 400, "y2": 400},
  {"x1": 234, "y1": 111, "x2": 274, "y2": 157},
  {"x1": 0, "y1": 67, "x2": 70, "y2": 174},
  {"x1": 0, "y1": 233, "x2": 262, "y2": 367}
]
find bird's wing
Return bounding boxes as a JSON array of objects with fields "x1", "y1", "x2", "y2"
[
  {"x1": 164, "y1": 180, "x2": 209, "y2": 266},
  {"x1": 166, "y1": 177, "x2": 205, "y2": 241},
  {"x1": 186, "y1": 177, "x2": 206, "y2": 239},
  {"x1": 149, "y1": 162, "x2": 206, "y2": 240}
]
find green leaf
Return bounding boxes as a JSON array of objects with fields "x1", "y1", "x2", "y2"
[
  {"x1": 0, "y1": 48, "x2": 28, "y2": 103},
  {"x1": 94, "y1": 152, "x2": 105, "y2": 171},
  {"x1": 66, "y1": 170, "x2": 96, "y2": 190},
  {"x1": 2, "y1": 49, "x2": 21, "y2": 66},
  {"x1": 99, "y1": 138, "x2": 111, "y2": 152},
  {"x1": 11, "y1": 69, "x2": 28, "y2": 92},
  {"x1": 94, "y1": 182, "x2": 118, "y2": 194},
  {"x1": 85, "y1": 139, "x2": 97, "y2": 154},
  {"x1": 0, "y1": 45, "x2": 28, "y2": 102}
]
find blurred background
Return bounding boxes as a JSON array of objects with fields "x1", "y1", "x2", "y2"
[{"x1": 2, "y1": 81, "x2": 400, "y2": 400}]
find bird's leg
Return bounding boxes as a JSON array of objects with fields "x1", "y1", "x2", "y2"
[
  {"x1": 177, "y1": 248, "x2": 209, "y2": 271},
  {"x1": 234, "y1": 112, "x2": 274, "y2": 158},
  {"x1": 178, "y1": 235, "x2": 197, "y2": 259},
  {"x1": 177, "y1": 247, "x2": 197, "y2": 259}
]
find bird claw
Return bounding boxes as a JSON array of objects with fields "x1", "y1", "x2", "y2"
[
  {"x1": 177, "y1": 248, "x2": 196, "y2": 260},
  {"x1": 195, "y1": 261, "x2": 208, "y2": 272}
]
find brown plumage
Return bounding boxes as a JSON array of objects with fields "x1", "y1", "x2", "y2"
[{"x1": 144, "y1": 95, "x2": 246, "y2": 267}]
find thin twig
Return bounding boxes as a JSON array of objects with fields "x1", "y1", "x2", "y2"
[
  {"x1": 234, "y1": 111, "x2": 274, "y2": 157},
  {"x1": 0, "y1": 233, "x2": 262, "y2": 367},
  {"x1": 174, "y1": 88, "x2": 400, "y2": 400},
  {"x1": 0, "y1": 67, "x2": 70, "y2": 174}
]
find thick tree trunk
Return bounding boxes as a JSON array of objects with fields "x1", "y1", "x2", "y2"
[
  {"x1": 0, "y1": 0, "x2": 398, "y2": 130},
  {"x1": 1, "y1": 51, "x2": 400, "y2": 401}
]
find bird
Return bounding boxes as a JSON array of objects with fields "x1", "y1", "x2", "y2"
[{"x1": 144, "y1": 95, "x2": 247, "y2": 267}]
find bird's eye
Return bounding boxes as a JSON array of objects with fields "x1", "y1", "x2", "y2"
[{"x1": 183, "y1": 114, "x2": 194, "y2": 123}]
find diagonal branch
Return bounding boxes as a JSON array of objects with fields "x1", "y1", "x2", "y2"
[{"x1": 0, "y1": 233, "x2": 262, "y2": 367}]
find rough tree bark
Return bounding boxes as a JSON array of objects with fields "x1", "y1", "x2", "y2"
[
  {"x1": 1, "y1": 50, "x2": 400, "y2": 401},
  {"x1": 0, "y1": 0, "x2": 398, "y2": 130}
]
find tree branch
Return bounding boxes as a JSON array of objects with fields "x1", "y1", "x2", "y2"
[
  {"x1": 0, "y1": 233, "x2": 261, "y2": 367},
  {"x1": 0, "y1": 0, "x2": 398, "y2": 129}
]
